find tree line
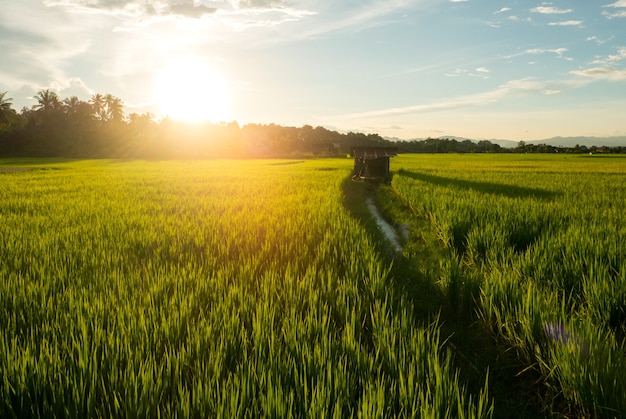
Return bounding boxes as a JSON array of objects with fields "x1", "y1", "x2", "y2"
[
  {"x1": 512, "y1": 140, "x2": 626, "y2": 154},
  {"x1": 0, "y1": 90, "x2": 391, "y2": 158},
  {"x1": 1, "y1": 90, "x2": 624, "y2": 158}
]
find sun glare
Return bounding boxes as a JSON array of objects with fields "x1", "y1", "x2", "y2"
[{"x1": 154, "y1": 58, "x2": 231, "y2": 123}]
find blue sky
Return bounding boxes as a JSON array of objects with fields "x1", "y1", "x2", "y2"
[{"x1": 1, "y1": 0, "x2": 625, "y2": 140}]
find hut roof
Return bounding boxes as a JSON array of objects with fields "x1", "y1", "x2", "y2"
[{"x1": 351, "y1": 146, "x2": 398, "y2": 160}]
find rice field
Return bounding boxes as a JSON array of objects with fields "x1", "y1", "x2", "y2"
[
  {"x1": 0, "y1": 159, "x2": 491, "y2": 418},
  {"x1": 391, "y1": 154, "x2": 626, "y2": 417},
  {"x1": 1, "y1": 154, "x2": 624, "y2": 417}
]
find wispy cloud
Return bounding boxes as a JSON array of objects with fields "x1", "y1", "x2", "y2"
[
  {"x1": 591, "y1": 47, "x2": 626, "y2": 64},
  {"x1": 548, "y1": 20, "x2": 583, "y2": 26},
  {"x1": 571, "y1": 45, "x2": 626, "y2": 80},
  {"x1": 0, "y1": 1, "x2": 93, "y2": 90},
  {"x1": 571, "y1": 67, "x2": 626, "y2": 80},
  {"x1": 602, "y1": 0, "x2": 626, "y2": 18},
  {"x1": 445, "y1": 66, "x2": 490, "y2": 79},
  {"x1": 607, "y1": 46, "x2": 626, "y2": 61},
  {"x1": 168, "y1": 4, "x2": 217, "y2": 18},
  {"x1": 292, "y1": 0, "x2": 415, "y2": 39},
  {"x1": 44, "y1": 0, "x2": 291, "y2": 13},
  {"x1": 604, "y1": 10, "x2": 626, "y2": 18},
  {"x1": 505, "y1": 47, "x2": 571, "y2": 60},
  {"x1": 531, "y1": 6, "x2": 572, "y2": 14},
  {"x1": 44, "y1": 0, "x2": 314, "y2": 29},
  {"x1": 587, "y1": 35, "x2": 614, "y2": 44},
  {"x1": 507, "y1": 15, "x2": 532, "y2": 22},
  {"x1": 216, "y1": 7, "x2": 317, "y2": 32},
  {"x1": 493, "y1": 7, "x2": 511, "y2": 14},
  {"x1": 332, "y1": 78, "x2": 579, "y2": 119},
  {"x1": 49, "y1": 77, "x2": 94, "y2": 99},
  {"x1": 605, "y1": 0, "x2": 626, "y2": 6},
  {"x1": 445, "y1": 68, "x2": 467, "y2": 77}
]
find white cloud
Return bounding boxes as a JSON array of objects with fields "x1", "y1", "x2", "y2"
[
  {"x1": 591, "y1": 47, "x2": 626, "y2": 65},
  {"x1": 44, "y1": 0, "x2": 315, "y2": 30},
  {"x1": 507, "y1": 15, "x2": 532, "y2": 22},
  {"x1": 587, "y1": 35, "x2": 614, "y2": 44},
  {"x1": 50, "y1": 77, "x2": 94, "y2": 99},
  {"x1": 332, "y1": 78, "x2": 580, "y2": 119},
  {"x1": 493, "y1": 7, "x2": 511, "y2": 14},
  {"x1": 445, "y1": 67, "x2": 489, "y2": 79},
  {"x1": 215, "y1": 7, "x2": 317, "y2": 32},
  {"x1": 531, "y1": 6, "x2": 572, "y2": 14},
  {"x1": 292, "y1": 0, "x2": 415, "y2": 39},
  {"x1": 602, "y1": 0, "x2": 626, "y2": 17},
  {"x1": 603, "y1": 10, "x2": 626, "y2": 18},
  {"x1": 168, "y1": 4, "x2": 217, "y2": 18},
  {"x1": 604, "y1": 0, "x2": 626, "y2": 7},
  {"x1": 44, "y1": 0, "x2": 290, "y2": 13},
  {"x1": 548, "y1": 20, "x2": 583, "y2": 26},
  {"x1": 445, "y1": 68, "x2": 467, "y2": 77},
  {"x1": 607, "y1": 47, "x2": 626, "y2": 61},
  {"x1": 571, "y1": 67, "x2": 626, "y2": 80},
  {"x1": 505, "y1": 48, "x2": 570, "y2": 60},
  {"x1": 0, "y1": 1, "x2": 94, "y2": 93}
]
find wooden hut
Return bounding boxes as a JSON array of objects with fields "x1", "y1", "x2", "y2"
[{"x1": 351, "y1": 146, "x2": 398, "y2": 181}]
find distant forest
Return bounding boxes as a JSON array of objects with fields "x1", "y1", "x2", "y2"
[{"x1": 1, "y1": 90, "x2": 625, "y2": 158}]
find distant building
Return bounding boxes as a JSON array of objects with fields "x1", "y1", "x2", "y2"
[{"x1": 351, "y1": 146, "x2": 398, "y2": 182}]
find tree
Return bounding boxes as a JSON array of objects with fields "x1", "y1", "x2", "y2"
[
  {"x1": 27, "y1": 90, "x2": 65, "y2": 155},
  {"x1": 515, "y1": 141, "x2": 528, "y2": 153},
  {"x1": 33, "y1": 89, "x2": 61, "y2": 113},
  {"x1": 90, "y1": 93, "x2": 106, "y2": 120},
  {"x1": 104, "y1": 94, "x2": 124, "y2": 123},
  {"x1": 0, "y1": 91, "x2": 16, "y2": 127},
  {"x1": 91, "y1": 93, "x2": 124, "y2": 123},
  {"x1": 63, "y1": 96, "x2": 81, "y2": 114},
  {"x1": 61, "y1": 96, "x2": 95, "y2": 156},
  {"x1": 127, "y1": 112, "x2": 157, "y2": 156}
]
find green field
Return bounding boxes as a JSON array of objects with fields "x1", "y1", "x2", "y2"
[
  {"x1": 391, "y1": 154, "x2": 626, "y2": 416},
  {"x1": 1, "y1": 155, "x2": 624, "y2": 417}
]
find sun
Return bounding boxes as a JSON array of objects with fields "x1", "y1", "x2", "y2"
[{"x1": 154, "y1": 57, "x2": 231, "y2": 123}]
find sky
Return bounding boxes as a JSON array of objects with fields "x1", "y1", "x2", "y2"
[{"x1": 1, "y1": 0, "x2": 626, "y2": 141}]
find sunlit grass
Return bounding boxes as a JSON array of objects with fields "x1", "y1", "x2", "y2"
[
  {"x1": 391, "y1": 153, "x2": 626, "y2": 416},
  {"x1": 0, "y1": 158, "x2": 492, "y2": 417}
]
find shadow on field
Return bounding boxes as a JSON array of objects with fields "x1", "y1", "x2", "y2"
[
  {"x1": 0, "y1": 158, "x2": 77, "y2": 166},
  {"x1": 341, "y1": 174, "x2": 547, "y2": 418},
  {"x1": 341, "y1": 174, "x2": 444, "y2": 318},
  {"x1": 398, "y1": 169, "x2": 559, "y2": 200}
]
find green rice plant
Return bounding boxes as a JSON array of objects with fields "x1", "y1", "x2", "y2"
[
  {"x1": 583, "y1": 259, "x2": 626, "y2": 338},
  {"x1": 542, "y1": 317, "x2": 626, "y2": 417},
  {"x1": 0, "y1": 158, "x2": 491, "y2": 418},
  {"x1": 391, "y1": 154, "x2": 626, "y2": 416}
]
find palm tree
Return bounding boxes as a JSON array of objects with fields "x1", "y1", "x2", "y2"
[
  {"x1": 63, "y1": 96, "x2": 81, "y2": 114},
  {"x1": 0, "y1": 91, "x2": 15, "y2": 126},
  {"x1": 33, "y1": 89, "x2": 61, "y2": 113},
  {"x1": 63, "y1": 96, "x2": 94, "y2": 124},
  {"x1": 90, "y1": 93, "x2": 106, "y2": 120},
  {"x1": 104, "y1": 94, "x2": 124, "y2": 122}
]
